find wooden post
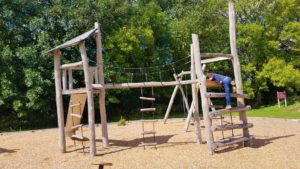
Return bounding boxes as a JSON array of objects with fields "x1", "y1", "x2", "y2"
[
  {"x1": 163, "y1": 85, "x2": 179, "y2": 123},
  {"x1": 183, "y1": 100, "x2": 194, "y2": 131},
  {"x1": 53, "y1": 49, "x2": 66, "y2": 153},
  {"x1": 229, "y1": 0, "x2": 250, "y2": 139},
  {"x1": 95, "y1": 22, "x2": 109, "y2": 147},
  {"x1": 192, "y1": 35, "x2": 213, "y2": 153},
  {"x1": 79, "y1": 41, "x2": 96, "y2": 156},
  {"x1": 68, "y1": 69, "x2": 73, "y2": 89},
  {"x1": 175, "y1": 75, "x2": 190, "y2": 113},
  {"x1": 62, "y1": 69, "x2": 67, "y2": 90},
  {"x1": 190, "y1": 44, "x2": 202, "y2": 144}
]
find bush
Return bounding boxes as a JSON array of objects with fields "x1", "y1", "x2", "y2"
[{"x1": 117, "y1": 116, "x2": 126, "y2": 126}]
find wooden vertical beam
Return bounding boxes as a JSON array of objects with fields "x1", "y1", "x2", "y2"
[
  {"x1": 62, "y1": 69, "x2": 67, "y2": 90},
  {"x1": 95, "y1": 22, "x2": 109, "y2": 147},
  {"x1": 53, "y1": 49, "x2": 66, "y2": 153},
  {"x1": 68, "y1": 69, "x2": 73, "y2": 89},
  {"x1": 190, "y1": 44, "x2": 202, "y2": 144},
  {"x1": 229, "y1": 0, "x2": 250, "y2": 139},
  {"x1": 192, "y1": 35, "x2": 213, "y2": 154},
  {"x1": 79, "y1": 41, "x2": 96, "y2": 156}
]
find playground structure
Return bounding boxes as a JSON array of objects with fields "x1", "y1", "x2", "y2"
[{"x1": 49, "y1": 1, "x2": 253, "y2": 156}]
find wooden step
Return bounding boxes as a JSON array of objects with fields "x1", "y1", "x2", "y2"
[
  {"x1": 140, "y1": 108, "x2": 156, "y2": 112},
  {"x1": 140, "y1": 142, "x2": 157, "y2": 146},
  {"x1": 70, "y1": 113, "x2": 82, "y2": 119},
  {"x1": 141, "y1": 120, "x2": 157, "y2": 123},
  {"x1": 209, "y1": 105, "x2": 224, "y2": 109},
  {"x1": 209, "y1": 105, "x2": 251, "y2": 118},
  {"x1": 71, "y1": 124, "x2": 83, "y2": 130},
  {"x1": 70, "y1": 103, "x2": 81, "y2": 107},
  {"x1": 212, "y1": 136, "x2": 254, "y2": 150},
  {"x1": 71, "y1": 134, "x2": 87, "y2": 141},
  {"x1": 139, "y1": 97, "x2": 156, "y2": 101},
  {"x1": 141, "y1": 131, "x2": 156, "y2": 135},
  {"x1": 60, "y1": 61, "x2": 83, "y2": 69},
  {"x1": 206, "y1": 92, "x2": 248, "y2": 98},
  {"x1": 211, "y1": 123, "x2": 253, "y2": 132}
]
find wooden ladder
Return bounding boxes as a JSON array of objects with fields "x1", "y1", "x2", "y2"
[
  {"x1": 139, "y1": 96, "x2": 157, "y2": 149},
  {"x1": 192, "y1": 34, "x2": 254, "y2": 155}
]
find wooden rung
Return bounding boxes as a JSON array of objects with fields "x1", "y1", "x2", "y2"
[
  {"x1": 70, "y1": 103, "x2": 81, "y2": 107},
  {"x1": 71, "y1": 124, "x2": 84, "y2": 130},
  {"x1": 141, "y1": 120, "x2": 157, "y2": 123},
  {"x1": 139, "y1": 97, "x2": 156, "y2": 101},
  {"x1": 209, "y1": 105, "x2": 251, "y2": 118},
  {"x1": 209, "y1": 105, "x2": 224, "y2": 109},
  {"x1": 92, "y1": 162, "x2": 113, "y2": 166},
  {"x1": 141, "y1": 131, "x2": 156, "y2": 135},
  {"x1": 140, "y1": 142, "x2": 157, "y2": 146},
  {"x1": 70, "y1": 113, "x2": 82, "y2": 119},
  {"x1": 206, "y1": 92, "x2": 248, "y2": 98},
  {"x1": 211, "y1": 123, "x2": 253, "y2": 132},
  {"x1": 140, "y1": 108, "x2": 156, "y2": 112},
  {"x1": 71, "y1": 134, "x2": 86, "y2": 141},
  {"x1": 60, "y1": 61, "x2": 83, "y2": 69},
  {"x1": 212, "y1": 136, "x2": 254, "y2": 150},
  {"x1": 201, "y1": 53, "x2": 232, "y2": 59}
]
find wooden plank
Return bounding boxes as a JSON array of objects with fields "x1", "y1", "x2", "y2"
[
  {"x1": 95, "y1": 22, "x2": 109, "y2": 147},
  {"x1": 206, "y1": 92, "x2": 248, "y2": 98},
  {"x1": 92, "y1": 80, "x2": 198, "y2": 89},
  {"x1": 65, "y1": 93, "x2": 87, "y2": 137},
  {"x1": 229, "y1": 0, "x2": 250, "y2": 141},
  {"x1": 53, "y1": 49, "x2": 66, "y2": 153},
  {"x1": 60, "y1": 61, "x2": 83, "y2": 69},
  {"x1": 201, "y1": 57, "x2": 231, "y2": 64},
  {"x1": 192, "y1": 34, "x2": 212, "y2": 153},
  {"x1": 211, "y1": 123, "x2": 253, "y2": 132},
  {"x1": 79, "y1": 41, "x2": 96, "y2": 156},
  {"x1": 47, "y1": 28, "x2": 97, "y2": 52},
  {"x1": 209, "y1": 105, "x2": 251, "y2": 118},
  {"x1": 190, "y1": 43, "x2": 202, "y2": 144},
  {"x1": 212, "y1": 136, "x2": 254, "y2": 149}
]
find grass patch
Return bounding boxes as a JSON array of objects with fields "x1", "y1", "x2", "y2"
[{"x1": 246, "y1": 101, "x2": 300, "y2": 119}]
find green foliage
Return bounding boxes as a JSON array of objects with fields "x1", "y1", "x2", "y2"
[
  {"x1": 0, "y1": 0, "x2": 299, "y2": 131},
  {"x1": 117, "y1": 116, "x2": 126, "y2": 126}
]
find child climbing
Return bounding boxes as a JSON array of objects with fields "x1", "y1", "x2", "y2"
[{"x1": 207, "y1": 70, "x2": 236, "y2": 109}]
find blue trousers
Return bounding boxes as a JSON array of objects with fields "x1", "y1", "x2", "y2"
[{"x1": 223, "y1": 77, "x2": 232, "y2": 105}]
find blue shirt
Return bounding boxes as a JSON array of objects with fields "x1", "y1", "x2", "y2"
[{"x1": 211, "y1": 73, "x2": 230, "y2": 84}]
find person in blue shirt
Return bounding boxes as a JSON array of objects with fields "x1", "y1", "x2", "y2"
[{"x1": 207, "y1": 70, "x2": 235, "y2": 109}]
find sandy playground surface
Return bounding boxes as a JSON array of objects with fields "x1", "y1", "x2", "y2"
[{"x1": 1, "y1": 117, "x2": 300, "y2": 169}]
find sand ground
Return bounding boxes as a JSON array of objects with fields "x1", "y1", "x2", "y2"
[{"x1": 1, "y1": 117, "x2": 300, "y2": 169}]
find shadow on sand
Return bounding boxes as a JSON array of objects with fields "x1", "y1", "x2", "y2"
[
  {"x1": 215, "y1": 134, "x2": 295, "y2": 154},
  {"x1": 0, "y1": 148, "x2": 18, "y2": 154}
]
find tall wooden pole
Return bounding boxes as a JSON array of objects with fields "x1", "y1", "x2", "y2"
[
  {"x1": 79, "y1": 41, "x2": 96, "y2": 156},
  {"x1": 229, "y1": 0, "x2": 250, "y2": 139},
  {"x1": 192, "y1": 35, "x2": 213, "y2": 154},
  {"x1": 53, "y1": 49, "x2": 66, "y2": 153},
  {"x1": 95, "y1": 22, "x2": 109, "y2": 147},
  {"x1": 190, "y1": 44, "x2": 202, "y2": 144}
]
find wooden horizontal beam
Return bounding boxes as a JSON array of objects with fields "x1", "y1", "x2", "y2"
[
  {"x1": 201, "y1": 53, "x2": 232, "y2": 59},
  {"x1": 209, "y1": 105, "x2": 251, "y2": 118},
  {"x1": 60, "y1": 61, "x2": 83, "y2": 69},
  {"x1": 206, "y1": 92, "x2": 248, "y2": 98},
  {"x1": 201, "y1": 57, "x2": 231, "y2": 64},
  {"x1": 92, "y1": 80, "x2": 198, "y2": 89}
]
